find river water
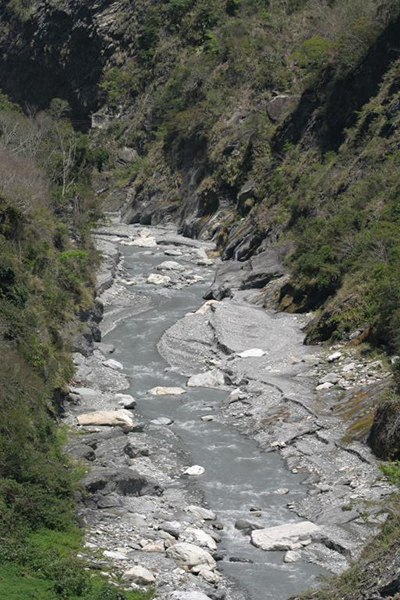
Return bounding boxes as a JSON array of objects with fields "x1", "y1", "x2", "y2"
[{"x1": 104, "y1": 243, "x2": 325, "y2": 600}]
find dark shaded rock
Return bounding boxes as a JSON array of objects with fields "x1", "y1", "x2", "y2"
[
  {"x1": 266, "y1": 95, "x2": 299, "y2": 122},
  {"x1": 68, "y1": 443, "x2": 96, "y2": 461},
  {"x1": 82, "y1": 467, "x2": 162, "y2": 497},
  {"x1": 234, "y1": 519, "x2": 264, "y2": 534},
  {"x1": 368, "y1": 395, "x2": 400, "y2": 460},
  {"x1": 124, "y1": 441, "x2": 150, "y2": 458}
]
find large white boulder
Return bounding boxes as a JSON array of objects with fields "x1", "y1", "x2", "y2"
[
  {"x1": 166, "y1": 542, "x2": 216, "y2": 569},
  {"x1": 77, "y1": 410, "x2": 133, "y2": 430},
  {"x1": 186, "y1": 506, "x2": 216, "y2": 521},
  {"x1": 131, "y1": 237, "x2": 157, "y2": 248},
  {"x1": 237, "y1": 348, "x2": 266, "y2": 358},
  {"x1": 148, "y1": 386, "x2": 186, "y2": 396},
  {"x1": 251, "y1": 521, "x2": 319, "y2": 551},
  {"x1": 186, "y1": 528, "x2": 217, "y2": 551},
  {"x1": 187, "y1": 369, "x2": 225, "y2": 389},
  {"x1": 123, "y1": 565, "x2": 155, "y2": 585},
  {"x1": 103, "y1": 358, "x2": 124, "y2": 371}
]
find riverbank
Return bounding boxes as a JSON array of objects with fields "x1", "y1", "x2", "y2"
[{"x1": 63, "y1": 220, "x2": 394, "y2": 600}]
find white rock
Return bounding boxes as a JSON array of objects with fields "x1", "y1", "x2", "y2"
[
  {"x1": 164, "y1": 248, "x2": 183, "y2": 257},
  {"x1": 284, "y1": 550, "x2": 302, "y2": 563},
  {"x1": 343, "y1": 363, "x2": 356, "y2": 373},
  {"x1": 167, "y1": 593, "x2": 212, "y2": 600},
  {"x1": 273, "y1": 488, "x2": 289, "y2": 495},
  {"x1": 123, "y1": 565, "x2": 155, "y2": 585},
  {"x1": 77, "y1": 410, "x2": 133, "y2": 430},
  {"x1": 157, "y1": 261, "x2": 185, "y2": 272},
  {"x1": 147, "y1": 273, "x2": 171, "y2": 286},
  {"x1": 195, "y1": 300, "x2": 219, "y2": 314},
  {"x1": 186, "y1": 506, "x2": 216, "y2": 521},
  {"x1": 237, "y1": 348, "x2": 266, "y2": 358},
  {"x1": 151, "y1": 417, "x2": 174, "y2": 426},
  {"x1": 228, "y1": 388, "x2": 242, "y2": 402},
  {"x1": 103, "y1": 358, "x2": 124, "y2": 371},
  {"x1": 166, "y1": 542, "x2": 216, "y2": 569},
  {"x1": 103, "y1": 550, "x2": 128, "y2": 560},
  {"x1": 186, "y1": 528, "x2": 217, "y2": 551},
  {"x1": 251, "y1": 521, "x2": 319, "y2": 551},
  {"x1": 148, "y1": 386, "x2": 186, "y2": 396},
  {"x1": 201, "y1": 415, "x2": 214, "y2": 422},
  {"x1": 197, "y1": 258, "x2": 213, "y2": 266},
  {"x1": 197, "y1": 567, "x2": 221, "y2": 583},
  {"x1": 187, "y1": 369, "x2": 225, "y2": 389},
  {"x1": 327, "y1": 351, "x2": 342, "y2": 362},
  {"x1": 131, "y1": 237, "x2": 157, "y2": 248},
  {"x1": 316, "y1": 382, "x2": 334, "y2": 391},
  {"x1": 184, "y1": 465, "x2": 205, "y2": 476},
  {"x1": 69, "y1": 387, "x2": 97, "y2": 398},
  {"x1": 115, "y1": 393, "x2": 136, "y2": 409}
]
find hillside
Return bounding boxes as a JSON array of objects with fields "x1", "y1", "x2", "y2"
[{"x1": 1, "y1": 0, "x2": 400, "y2": 598}]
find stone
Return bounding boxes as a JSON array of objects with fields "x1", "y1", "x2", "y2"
[
  {"x1": 235, "y1": 519, "x2": 263, "y2": 534},
  {"x1": 273, "y1": 488, "x2": 289, "y2": 495},
  {"x1": 164, "y1": 248, "x2": 182, "y2": 257},
  {"x1": 167, "y1": 593, "x2": 212, "y2": 600},
  {"x1": 147, "y1": 273, "x2": 171, "y2": 285},
  {"x1": 70, "y1": 386, "x2": 97, "y2": 399},
  {"x1": 124, "y1": 442, "x2": 150, "y2": 458},
  {"x1": 186, "y1": 528, "x2": 217, "y2": 551},
  {"x1": 166, "y1": 542, "x2": 216, "y2": 569},
  {"x1": 284, "y1": 550, "x2": 302, "y2": 563},
  {"x1": 77, "y1": 410, "x2": 134, "y2": 431},
  {"x1": 82, "y1": 467, "x2": 162, "y2": 497},
  {"x1": 118, "y1": 147, "x2": 138, "y2": 164},
  {"x1": 184, "y1": 465, "x2": 205, "y2": 476},
  {"x1": 251, "y1": 521, "x2": 319, "y2": 551},
  {"x1": 103, "y1": 358, "x2": 124, "y2": 371},
  {"x1": 201, "y1": 415, "x2": 214, "y2": 422},
  {"x1": 132, "y1": 237, "x2": 157, "y2": 248},
  {"x1": 103, "y1": 550, "x2": 127, "y2": 560},
  {"x1": 186, "y1": 506, "x2": 216, "y2": 521},
  {"x1": 197, "y1": 567, "x2": 220, "y2": 583},
  {"x1": 316, "y1": 382, "x2": 334, "y2": 391},
  {"x1": 157, "y1": 261, "x2": 185, "y2": 272},
  {"x1": 148, "y1": 386, "x2": 186, "y2": 396},
  {"x1": 116, "y1": 393, "x2": 137, "y2": 409},
  {"x1": 142, "y1": 540, "x2": 165, "y2": 552},
  {"x1": 327, "y1": 351, "x2": 342, "y2": 362},
  {"x1": 96, "y1": 343, "x2": 115, "y2": 354},
  {"x1": 195, "y1": 300, "x2": 219, "y2": 314},
  {"x1": 123, "y1": 565, "x2": 155, "y2": 586},
  {"x1": 187, "y1": 369, "x2": 225, "y2": 389},
  {"x1": 237, "y1": 348, "x2": 265, "y2": 358},
  {"x1": 150, "y1": 417, "x2": 174, "y2": 426}
]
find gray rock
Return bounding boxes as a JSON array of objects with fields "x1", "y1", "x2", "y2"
[
  {"x1": 150, "y1": 417, "x2": 174, "y2": 426},
  {"x1": 235, "y1": 519, "x2": 264, "y2": 534},
  {"x1": 166, "y1": 542, "x2": 216, "y2": 569},
  {"x1": 251, "y1": 521, "x2": 319, "y2": 551},
  {"x1": 187, "y1": 369, "x2": 225, "y2": 389},
  {"x1": 82, "y1": 467, "x2": 162, "y2": 497}
]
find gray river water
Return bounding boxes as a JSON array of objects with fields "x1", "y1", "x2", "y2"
[{"x1": 104, "y1": 243, "x2": 325, "y2": 600}]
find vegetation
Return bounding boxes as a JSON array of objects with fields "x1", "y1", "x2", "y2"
[{"x1": 0, "y1": 97, "x2": 146, "y2": 598}]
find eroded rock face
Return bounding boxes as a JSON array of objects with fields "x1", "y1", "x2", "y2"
[{"x1": 368, "y1": 397, "x2": 400, "y2": 460}]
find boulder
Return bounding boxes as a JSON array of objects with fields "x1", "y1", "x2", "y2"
[
  {"x1": 235, "y1": 519, "x2": 264, "y2": 534},
  {"x1": 186, "y1": 528, "x2": 217, "y2": 551},
  {"x1": 103, "y1": 358, "x2": 124, "y2": 371},
  {"x1": 147, "y1": 273, "x2": 171, "y2": 285},
  {"x1": 251, "y1": 521, "x2": 319, "y2": 551},
  {"x1": 327, "y1": 351, "x2": 342, "y2": 362},
  {"x1": 82, "y1": 467, "x2": 162, "y2": 497},
  {"x1": 77, "y1": 410, "x2": 134, "y2": 431},
  {"x1": 116, "y1": 394, "x2": 137, "y2": 409},
  {"x1": 184, "y1": 465, "x2": 205, "y2": 476},
  {"x1": 186, "y1": 506, "x2": 216, "y2": 521},
  {"x1": 166, "y1": 542, "x2": 216, "y2": 569},
  {"x1": 123, "y1": 565, "x2": 155, "y2": 585},
  {"x1": 132, "y1": 237, "x2": 157, "y2": 248},
  {"x1": 151, "y1": 417, "x2": 174, "y2": 426},
  {"x1": 237, "y1": 348, "x2": 265, "y2": 358},
  {"x1": 148, "y1": 387, "x2": 186, "y2": 396},
  {"x1": 187, "y1": 370, "x2": 225, "y2": 389}
]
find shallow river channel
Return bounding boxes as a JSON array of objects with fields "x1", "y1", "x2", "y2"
[{"x1": 104, "y1": 242, "x2": 325, "y2": 600}]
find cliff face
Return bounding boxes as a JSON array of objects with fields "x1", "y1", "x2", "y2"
[{"x1": 0, "y1": 0, "x2": 120, "y2": 124}]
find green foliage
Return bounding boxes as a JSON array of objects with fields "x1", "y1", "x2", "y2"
[
  {"x1": 294, "y1": 35, "x2": 336, "y2": 72},
  {"x1": 380, "y1": 461, "x2": 400, "y2": 486}
]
